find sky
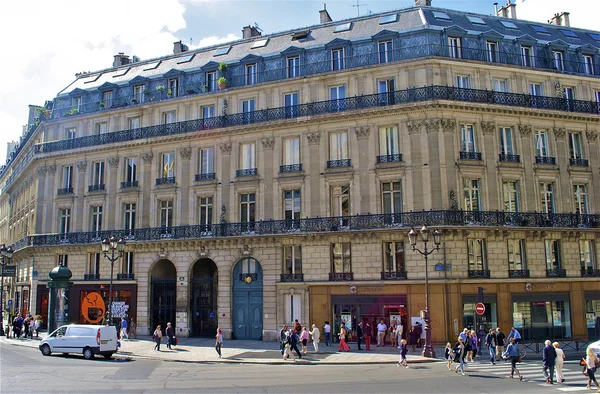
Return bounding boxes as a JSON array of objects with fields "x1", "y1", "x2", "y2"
[{"x1": 0, "y1": 0, "x2": 597, "y2": 164}]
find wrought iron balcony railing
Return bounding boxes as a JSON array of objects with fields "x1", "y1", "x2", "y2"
[
  {"x1": 9, "y1": 210, "x2": 600, "y2": 252},
  {"x1": 120, "y1": 180, "x2": 139, "y2": 189},
  {"x1": 459, "y1": 151, "x2": 482, "y2": 161},
  {"x1": 499, "y1": 153, "x2": 520, "y2": 163},
  {"x1": 84, "y1": 274, "x2": 100, "y2": 281},
  {"x1": 468, "y1": 269, "x2": 491, "y2": 278},
  {"x1": 569, "y1": 158, "x2": 589, "y2": 167},
  {"x1": 280, "y1": 164, "x2": 303, "y2": 173},
  {"x1": 535, "y1": 156, "x2": 556, "y2": 165},
  {"x1": 580, "y1": 268, "x2": 600, "y2": 278},
  {"x1": 381, "y1": 271, "x2": 408, "y2": 280},
  {"x1": 236, "y1": 168, "x2": 257, "y2": 177},
  {"x1": 195, "y1": 173, "x2": 216, "y2": 181},
  {"x1": 508, "y1": 269, "x2": 530, "y2": 278},
  {"x1": 156, "y1": 177, "x2": 176, "y2": 185},
  {"x1": 376, "y1": 154, "x2": 403, "y2": 164},
  {"x1": 57, "y1": 187, "x2": 73, "y2": 195},
  {"x1": 280, "y1": 273, "x2": 304, "y2": 282},
  {"x1": 546, "y1": 268, "x2": 567, "y2": 278},
  {"x1": 329, "y1": 272, "x2": 354, "y2": 281},
  {"x1": 88, "y1": 184, "x2": 105, "y2": 192},
  {"x1": 116, "y1": 273, "x2": 135, "y2": 280},
  {"x1": 327, "y1": 159, "x2": 351, "y2": 169}
]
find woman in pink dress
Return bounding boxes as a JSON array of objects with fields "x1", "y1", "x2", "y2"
[{"x1": 338, "y1": 323, "x2": 350, "y2": 352}]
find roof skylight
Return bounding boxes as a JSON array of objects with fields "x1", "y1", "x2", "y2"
[
  {"x1": 177, "y1": 54, "x2": 195, "y2": 64},
  {"x1": 432, "y1": 11, "x2": 450, "y2": 20},
  {"x1": 113, "y1": 68, "x2": 130, "y2": 77},
  {"x1": 213, "y1": 46, "x2": 231, "y2": 56},
  {"x1": 379, "y1": 14, "x2": 398, "y2": 25},
  {"x1": 560, "y1": 29, "x2": 578, "y2": 38},
  {"x1": 142, "y1": 61, "x2": 161, "y2": 71},
  {"x1": 84, "y1": 73, "x2": 102, "y2": 83},
  {"x1": 587, "y1": 33, "x2": 600, "y2": 41},
  {"x1": 291, "y1": 30, "x2": 310, "y2": 40},
  {"x1": 334, "y1": 22, "x2": 352, "y2": 33},
  {"x1": 251, "y1": 38, "x2": 269, "y2": 49},
  {"x1": 500, "y1": 20, "x2": 518, "y2": 29},
  {"x1": 531, "y1": 25, "x2": 550, "y2": 34},
  {"x1": 467, "y1": 16, "x2": 486, "y2": 25}
]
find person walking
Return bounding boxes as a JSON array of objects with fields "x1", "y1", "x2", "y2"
[
  {"x1": 542, "y1": 339, "x2": 557, "y2": 384},
  {"x1": 166, "y1": 322, "x2": 175, "y2": 350},
  {"x1": 363, "y1": 319, "x2": 372, "y2": 351},
  {"x1": 323, "y1": 321, "x2": 331, "y2": 346},
  {"x1": 415, "y1": 322, "x2": 423, "y2": 348},
  {"x1": 338, "y1": 323, "x2": 350, "y2": 352},
  {"x1": 390, "y1": 321, "x2": 397, "y2": 348},
  {"x1": 356, "y1": 321, "x2": 363, "y2": 351},
  {"x1": 409, "y1": 326, "x2": 418, "y2": 352},
  {"x1": 465, "y1": 331, "x2": 474, "y2": 362},
  {"x1": 507, "y1": 326, "x2": 522, "y2": 344},
  {"x1": 396, "y1": 320, "x2": 404, "y2": 343},
  {"x1": 28, "y1": 317, "x2": 35, "y2": 339},
  {"x1": 453, "y1": 336, "x2": 467, "y2": 376},
  {"x1": 282, "y1": 330, "x2": 295, "y2": 361},
  {"x1": 398, "y1": 339, "x2": 409, "y2": 368},
  {"x1": 553, "y1": 342, "x2": 565, "y2": 383},
  {"x1": 300, "y1": 326, "x2": 309, "y2": 355},
  {"x1": 495, "y1": 327, "x2": 506, "y2": 361},
  {"x1": 309, "y1": 324, "x2": 320, "y2": 353},
  {"x1": 279, "y1": 324, "x2": 288, "y2": 355},
  {"x1": 376, "y1": 319, "x2": 387, "y2": 347},
  {"x1": 153, "y1": 325, "x2": 162, "y2": 351},
  {"x1": 129, "y1": 319, "x2": 136, "y2": 339},
  {"x1": 120, "y1": 318, "x2": 129, "y2": 340},
  {"x1": 444, "y1": 342, "x2": 454, "y2": 370},
  {"x1": 502, "y1": 337, "x2": 523, "y2": 381},
  {"x1": 215, "y1": 328, "x2": 223, "y2": 358},
  {"x1": 290, "y1": 328, "x2": 302, "y2": 358},
  {"x1": 584, "y1": 346, "x2": 600, "y2": 391},
  {"x1": 485, "y1": 328, "x2": 497, "y2": 365}
]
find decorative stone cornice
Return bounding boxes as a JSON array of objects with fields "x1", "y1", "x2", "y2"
[
  {"x1": 480, "y1": 121, "x2": 496, "y2": 135},
  {"x1": 354, "y1": 126, "x2": 370, "y2": 139},
  {"x1": 261, "y1": 138, "x2": 275, "y2": 150},
  {"x1": 35, "y1": 166, "x2": 47, "y2": 179},
  {"x1": 424, "y1": 119, "x2": 440, "y2": 133},
  {"x1": 518, "y1": 124, "x2": 532, "y2": 136},
  {"x1": 141, "y1": 152, "x2": 154, "y2": 164},
  {"x1": 219, "y1": 143, "x2": 232, "y2": 155},
  {"x1": 306, "y1": 132, "x2": 321, "y2": 145},
  {"x1": 586, "y1": 130, "x2": 598, "y2": 142},
  {"x1": 76, "y1": 161, "x2": 87, "y2": 173},
  {"x1": 553, "y1": 127, "x2": 566, "y2": 139},
  {"x1": 179, "y1": 147, "x2": 192, "y2": 160},
  {"x1": 441, "y1": 119, "x2": 456, "y2": 133},
  {"x1": 108, "y1": 156, "x2": 120, "y2": 168},
  {"x1": 46, "y1": 164, "x2": 56, "y2": 175},
  {"x1": 406, "y1": 121, "x2": 422, "y2": 135}
]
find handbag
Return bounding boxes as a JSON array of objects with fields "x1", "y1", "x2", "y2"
[
  {"x1": 583, "y1": 366, "x2": 589, "y2": 377},
  {"x1": 517, "y1": 355, "x2": 522, "y2": 363}
]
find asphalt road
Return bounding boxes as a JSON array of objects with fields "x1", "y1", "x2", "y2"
[{"x1": 0, "y1": 344, "x2": 589, "y2": 393}]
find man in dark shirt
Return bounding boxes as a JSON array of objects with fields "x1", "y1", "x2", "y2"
[
  {"x1": 495, "y1": 327, "x2": 506, "y2": 361},
  {"x1": 542, "y1": 339, "x2": 557, "y2": 384},
  {"x1": 357, "y1": 321, "x2": 363, "y2": 351},
  {"x1": 485, "y1": 329, "x2": 497, "y2": 365}
]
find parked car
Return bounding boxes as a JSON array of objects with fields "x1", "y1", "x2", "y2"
[
  {"x1": 39, "y1": 324, "x2": 118, "y2": 360},
  {"x1": 589, "y1": 339, "x2": 600, "y2": 357}
]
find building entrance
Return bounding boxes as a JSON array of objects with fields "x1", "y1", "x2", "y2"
[
  {"x1": 190, "y1": 258, "x2": 218, "y2": 337},
  {"x1": 232, "y1": 257, "x2": 263, "y2": 340},
  {"x1": 150, "y1": 259, "x2": 176, "y2": 334}
]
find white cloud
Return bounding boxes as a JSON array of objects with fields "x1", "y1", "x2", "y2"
[
  {"x1": 516, "y1": 0, "x2": 596, "y2": 30},
  {"x1": 192, "y1": 34, "x2": 240, "y2": 50}
]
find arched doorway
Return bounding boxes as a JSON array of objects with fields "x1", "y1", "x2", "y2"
[
  {"x1": 190, "y1": 258, "x2": 218, "y2": 337},
  {"x1": 150, "y1": 259, "x2": 176, "y2": 333},
  {"x1": 232, "y1": 257, "x2": 263, "y2": 340}
]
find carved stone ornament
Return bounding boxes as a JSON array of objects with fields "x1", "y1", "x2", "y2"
[
  {"x1": 35, "y1": 166, "x2": 47, "y2": 178},
  {"x1": 553, "y1": 127, "x2": 566, "y2": 139},
  {"x1": 157, "y1": 248, "x2": 169, "y2": 260},
  {"x1": 108, "y1": 156, "x2": 120, "y2": 168},
  {"x1": 518, "y1": 124, "x2": 532, "y2": 136},
  {"x1": 219, "y1": 143, "x2": 232, "y2": 155},
  {"x1": 354, "y1": 126, "x2": 370, "y2": 139},
  {"x1": 196, "y1": 246, "x2": 210, "y2": 259},
  {"x1": 406, "y1": 121, "x2": 422, "y2": 135},
  {"x1": 46, "y1": 164, "x2": 57, "y2": 175},
  {"x1": 261, "y1": 138, "x2": 275, "y2": 150},
  {"x1": 141, "y1": 152, "x2": 154, "y2": 164},
  {"x1": 586, "y1": 130, "x2": 598, "y2": 142},
  {"x1": 424, "y1": 119, "x2": 440, "y2": 133},
  {"x1": 480, "y1": 121, "x2": 496, "y2": 135},
  {"x1": 306, "y1": 132, "x2": 321, "y2": 145},
  {"x1": 441, "y1": 119, "x2": 456, "y2": 133},
  {"x1": 179, "y1": 147, "x2": 192, "y2": 160},
  {"x1": 240, "y1": 245, "x2": 253, "y2": 257},
  {"x1": 76, "y1": 160, "x2": 88, "y2": 172}
]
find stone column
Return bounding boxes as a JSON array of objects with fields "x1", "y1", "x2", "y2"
[
  {"x1": 407, "y1": 121, "x2": 424, "y2": 210},
  {"x1": 42, "y1": 165, "x2": 56, "y2": 233},
  {"x1": 425, "y1": 119, "x2": 441, "y2": 210},
  {"x1": 261, "y1": 138, "x2": 275, "y2": 219},
  {"x1": 74, "y1": 161, "x2": 87, "y2": 231},
  {"x1": 178, "y1": 148, "x2": 192, "y2": 226},
  {"x1": 355, "y1": 127, "x2": 371, "y2": 213},
  {"x1": 107, "y1": 156, "x2": 119, "y2": 229},
  {"x1": 219, "y1": 143, "x2": 232, "y2": 222},
  {"x1": 306, "y1": 132, "x2": 322, "y2": 217},
  {"x1": 519, "y1": 125, "x2": 535, "y2": 211},
  {"x1": 140, "y1": 152, "x2": 154, "y2": 228},
  {"x1": 441, "y1": 119, "x2": 457, "y2": 209},
  {"x1": 481, "y1": 121, "x2": 498, "y2": 210},
  {"x1": 553, "y1": 127, "x2": 569, "y2": 212}
]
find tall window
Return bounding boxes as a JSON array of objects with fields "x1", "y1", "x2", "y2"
[
  {"x1": 91, "y1": 161, "x2": 104, "y2": 186},
  {"x1": 460, "y1": 124, "x2": 476, "y2": 152},
  {"x1": 163, "y1": 111, "x2": 176, "y2": 124},
  {"x1": 283, "y1": 246, "x2": 302, "y2": 275},
  {"x1": 242, "y1": 98, "x2": 255, "y2": 124},
  {"x1": 579, "y1": 240, "x2": 596, "y2": 270},
  {"x1": 199, "y1": 196, "x2": 213, "y2": 227},
  {"x1": 159, "y1": 200, "x2": 173, "y2": 228},
  {"x1": 72, "y1": 97, "x2": 81, "y2": 112},
  {"x1": 448, "y1": 37, "x2": 461, "y2": 58},
  {"x1": 378, "y1": 40, "x2": 393, "y2": 63},
  {"x1": 330, "y1": 85, "x2": 346, "y2": 112},
  {"x1": 521, "y1": 46, "x2": 533, "y2": 67},
  {"x1": 508, "y1": 239, "x2": 526, "y2": 270},
  {"x1": 456, "y1": 75, "x2": 471, "y2": 89},
  {"x1": 90, "y1": 205, "x2": 103, "y2": 233},
  {"x1": 124, "y1": 203, "x2": 136, "y2": 233},
  {"x1": 596, "y1": 91, "x2": 600, "y2": 103},
  {"x1": 383, "y1": 241, "x2": 405, "y2": 272},
  {"x1": 62, "y1": 165, "x2": 73, "y2": 189},
  {"x1": 379, "y1": 126, "x2": 399, "y2": 156},
  {"x1": 125, "y1": 158, "x2": 137, "y2": 184},
  {"x1": 463, "y1": 179, "x2": 480, "y2": 211},
  {"x1": 287, "y1": 56, "x2": 300, "y2": 78},
  {"x1": 329, "y1": 132, "x2": 348, "y2": 161},
  {"x1": 133, "y1": 85, "x2": 145, "y2": 103},
  {"x1": 240, "y1": 193, "x2": 256, "y2": 223},
  {"x1": 102, "y1": 91, "x2": 113, "y2": 108},
  {"x1": 161, "y1": 153, "x2": 175, "y2": 178},
  {"x1": 503, "y1": 181, "x2": 519, "y2": 212},
  {"x1": 66, "y1": 128, "x2": 77, "y2": 139},
  {"x1": 332, "y1": 48, "x2": 345, "y2": 71},
  {"x1": 553, "y1": 51, "x2": 564, "y2": 71},
  {"x1": 499, "y1": 127, "x2": 515, "y2": 155},
  {"x1": 568, "y1": 132, "x2": 584, "y2": 160},
  {"x1": 539, "y1": 182, "x2": 555, "y2": 214},
  {"x1": 89, "y1": 253, "x2": 101, "y2": 275},
  {"x1": 535, "y1": 130, "x2": 550, "y2": 158},
  {"x1": 284, "y1": 190, "x2": 301, "y2": 220},
  {"x1": 530, "y1": 83, "x2": 543, "y2": 96},
  {"x1": 382, "y1": 181, "x2": 402, "y2": 215},
  {"x1": 284, "y1": 92, "x2": 299, "y2": 118},
  {"x1": 240, "y1": 143, "x2": 256, "y2": 170},
  {"x1": 564, "y1": 87, "x2": 575, "y2": 100},
  {"x1": 202, "y1": 105, "x2": 215, "y2": 119},
  {"x1": 545, "y1": 240, "x2": 562, "y2": 270},
  {"x1": 330, "y1": 185, "x2": 350, "y2": 218},
  {"x1": 122, "y1": 252, "x2": 134, "y2": 275},
  {"x1": 583, "y1": 55, "x2": 595, "y2": 75},
  {"x1": 168, "y1": 78, "x2": 179, "y2": 97},
  {"x1": 96, "y1": 122, "x2": 107, "y2": 135},
  {"x1": 59, "y1": 208, "x2": 71, "y2": 234},
  {"x1": 377, "y1": 79, "x2": 395, "y2": 105},
  {"x1": 199, "y1": 147, "x2": 214, "y2": 175},
  {"x1": 245, "y1": 63, "x2": 257, "y2": 85},
  {"x1": 468, "y1": 239, "x2": 487, "y2": 270},
  {"x1": 486, "y1": 41, "x2": 498, "y2": 63},
  {"x1": 573, "y1": 184, "x2": 588, "y2": 215},
  {"x1": 331, "y1": 243, "x2": 352, "y2": 273},
  {"x1": 283, "y1": 137, "x2": 300, "y2": 165},
  {"x1": 206, "y1": 71, "x2": 217, "y2": 92},
  {"x1": 129, "y1": 117, "x2": 140, "y2": 129},
  {"x1": 493, "y1": 79, "x2": 509, "y2": 93}
]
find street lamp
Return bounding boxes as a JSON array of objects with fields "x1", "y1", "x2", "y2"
[
  {"x1": 0, "y1": 244, "x2": 14, "y2": 336},
  {"x1": 100, "y1": 236, "x2": 125, "y2": 326},
  {"x1": 408, "y1": 225, "x2": 442, "y2": 358}
]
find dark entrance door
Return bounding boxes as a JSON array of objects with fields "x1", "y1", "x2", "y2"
[
  {"x1": 150, "y1": 259, "x2": 177, "y2": 333},
  {"x1": 190, "y1": 258, "x2": 218, "y2": 337},
  {"x1": 232, "y1": 257, "x2": 263, "y2": 340}
]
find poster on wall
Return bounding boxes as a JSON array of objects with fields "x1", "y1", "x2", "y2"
[
  {"x1": 341, "y1": 313, "x2": 352, "y2": 331},
  {"x1": 513, "y1": 312, "x2": 524, "y2": 328},
  {"x1": 553, "y1": 311, "x2": 562, "y2": 326},
  {"x1": 587, "y1": 313, "x2": 596, "y2": 328}
]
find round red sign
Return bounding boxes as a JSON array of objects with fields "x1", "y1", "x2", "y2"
[{"x1": 475, "y1": 302, "x2": 486, "y2": 315}]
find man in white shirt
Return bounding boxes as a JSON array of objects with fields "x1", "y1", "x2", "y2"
[
  {"x1": 324, "y1": 322, "x2": 331, "y2": 346},
  {"x1": 377, "y1": 319, "x2": 387, "y2": 347}
]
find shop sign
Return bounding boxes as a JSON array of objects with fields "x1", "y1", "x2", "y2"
[
  {"x1": 349, "y1": 285, "x2": 385, "y2": 294},
  {"x1": 0, "y1": 265, "x2": 16, "y2": 276},
  {"x1": 525, "y1": 283, "x2": 556, "y2": 292},
  {"x1": 81, "y1": 291, "x2": 106, "y2": 324},
  {"x1": 111, "y1": 301, "x2": 130, "y2": 318}
]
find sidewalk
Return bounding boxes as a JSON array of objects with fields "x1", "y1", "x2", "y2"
[{"x1": 0, "y1": 333, "x2": 441, "y2": 365}]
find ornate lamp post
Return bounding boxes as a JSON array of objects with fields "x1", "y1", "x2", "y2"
[
  {"x1": 0, "y1": 244, "x2": 14, "y2": 336},
  {"x1": 408, "y1": 225, "x2": 442, "y2": 358},
  {"x1": 100, "y1": 236, "x2": 125, "y2": 326}
]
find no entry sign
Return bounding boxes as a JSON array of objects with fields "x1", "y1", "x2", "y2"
[{"x1": 475, "y1": 302, "x2": 486, "y2": 315}]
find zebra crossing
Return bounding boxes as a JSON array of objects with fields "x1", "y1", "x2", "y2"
[{"x1": 458, "y1": 359, "x2": 595, "y2": 392}]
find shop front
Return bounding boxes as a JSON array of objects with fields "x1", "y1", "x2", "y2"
[
  {"x1": 462, "y1": 294, "x2": 498, "y2": 334},
  {"x1": 586, "y1": 291, "x2": 600, "y2": 341},
  {"x1": 511, "y1": 293, "x2": 572, "y2": 341}
]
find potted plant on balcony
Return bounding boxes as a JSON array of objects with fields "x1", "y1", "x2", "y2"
[
  {"x1": 99, "y1": 102, "x2": 105, "y2": 109},
  {"x1": 155, "y1": 85, "x2": 165, "y2": 97},
  {"x1": 218, "y1": 77, "x2": 228, "y2": 90},
  {"x1": 218, "y1": 62, "x2": 228, "y2": 74},
  {"x1": 131, "y1": 97, "x2": 138, "y2": 104},
  {"x1": 68, "y1": 108, "x2": 79, "y2": 116}
]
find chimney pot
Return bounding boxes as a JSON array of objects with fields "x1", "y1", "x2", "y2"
[
  {"x1": 113, "y1": 53, "x2": 130, "y2": 68},
  {"x1": 319, "y1": 7, "x2": 333, "y2": 24},
  {"x1": 242, "y1": 25, "x2": 262, "y2": 39},
  {"x1": 173, "y1": 40, "x2": 189, "y2": 54}
]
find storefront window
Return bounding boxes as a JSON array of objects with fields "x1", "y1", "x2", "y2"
[
  {"x1": 586, "y1": 297, "x2": 600, "y2": 340},
  {"x1": 462, "y1": 300, "x2": 497, "y2": 333},
  {"x1": 513, "y1": 300, "x2": 571, "y2": 340}
]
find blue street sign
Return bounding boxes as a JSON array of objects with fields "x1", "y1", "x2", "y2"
[{"x1": 7, "y1": 300, "x2": 12, "y2": 307}]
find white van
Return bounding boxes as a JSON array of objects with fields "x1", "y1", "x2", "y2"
[{"x1": 39, "y1": 324, "x2": 118, "y2": 360}]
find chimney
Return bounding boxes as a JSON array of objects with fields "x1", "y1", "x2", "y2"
[
  {"x1": 549, "y1": 12, "x2": 570, "y2": 27},
  {"x1": 506, "y1": 0, "x2": 517, "y2": 19},
  {"x1": 173, "y1": 40, "x2": 189, "y2": 54},
  {"x1": 319, "y1": 4, "x2": 332, "y2": 24},
  {"x1": 242, "y1": 25, "x2": 262, "y2": 39},
  {"x1": 112, "y1": 53, "x2": 130, "y2": 68},
  {"x1": 494, "y1": 3, "x2": 499, "y2": 15},
  {"x1": 415, "y1": 0, "x2": 432, "y2": 6}
]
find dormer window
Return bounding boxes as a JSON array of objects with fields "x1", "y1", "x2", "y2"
[
  {"x1": 133, "y1": 85, "x2": 145, "y2": 103},
  {"x1": 287, "y1": 56, "x2": 300, "y2": 78},
  {"x1": 168, "y1": 78, "x2": 179, "y2": 97},
  {"x1": 72, "y1": 97, "x2": 81, "y2": 112},
  {"x1": 378, "y1": 40, "x2": 393, "y2": 64},
  {"x1": 245, "y1": 63, "x2": 257, "y2": 85},
  {"x1": 486, "y1": 41, "x2": 498, "y2": 63},
  {"x1": 206, "y1": 71, "x2": 217, "y2": 92},
  {"x1": 521, "y1": 46, "x2": 533, "y2": 67},
  {"x1": 448, "y1": 37, "x2": 461, "y2": 59},
  {"x1": 332, "y1": 48, "x2": 345, "y2": 71},
  {"x1": 553, "y1": 51, "x2": 564, "y2": 71},
  {"x1": 102, "y1": 91, "x2": 113, "y2": 108},
  {"x1": 583, "y1": 55, "x2": 595, "y2": 75}
]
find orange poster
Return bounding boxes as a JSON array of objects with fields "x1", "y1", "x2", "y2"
[{"x1": 81, "y1": 291, "x2": 106, "y2": 324}]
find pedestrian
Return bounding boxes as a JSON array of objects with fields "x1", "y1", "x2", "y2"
[
  {"x1": 289, "y1": 328, "x2": 302, "y2": 358},
  {"x1": 415, "y1": 322, "x2": 423, "y2": 348},
  {"x1": 542, "y1": 339, "x2": 557, "y2": 384},
  {"x1": 584, "y1": 346, "x2": 600, "y2": 391},
  {"x1": 376, "y1": 319, "x2": 387, "y2": 347},
  {"x1": 215, "y1": 328, "x2": 223, "y2": 358},
  {"x1": 323, "y1": 321, "x2": 331, "y2": 346},
  {"x1": 390, "y1": 320, "x2": 397, "y2": 348},
  {"x1": 495, "y1": 327, "x2": 506, "y2": 361},
  {"x1": 129, "y1": 319, "x2": 137, "y2": 339},
  {"x1": 398, "y1": 339, "x2": 409, "y2": 368},
  {"x1": 502, "y1": 337, "x2": 523, "y2": 381},
  {"x1": 166, "y1": 322, "x2": 175, "y2": 350},
  {"x1": 12, "y1": 316, "x2": 20, "y2": 339},
  {"x1": 294, "y1": 319, "x2": 301, "y2": 333},
  {"x1": 507, "y1": 326, "x2": 522, "y2": 344},
  {"x1": 363, "y1": 319, "x2": 372, "y2": 351},
  {"x1": 22, "y1": 317, "x2": 29, "y2": 339},
  {"x1": 453, "y1": 336, "x2": 467, "y2": 376},
  {"x1": 459, "y1": 328, "x2": 468, "y2": 342},
  {"x1": 356, "y1": 321, "x2": 363, "y2": 350},
  {"x1": 553, "y1": 342, "x2": 565, "y2": 383},
  {"x1": 485, "y1": 328, "x2": 497, "y2": 365},
  {"x1": 120, "y1": 317, "x2": 129, "y2": 340},
  {"x1": 34, "y1": 316, "x2": 41, "y2": 337},
  {"x1": 300, "y1": 326, "x2": 309, "y2": 355},
  {"x1": 409, "y1": 326, "x2": 418, "y2": 352},
  {"x1": 465, "y1": 331, "x2": 474, "y2": 362},
  {"x1": 444, "y1": 342, "x2": 454, "y2": 370},
  {"x1": 282, "y1": 330, "x2": 295, "y2": 361},
  {"x1": 309, "y1": 324, "x2": 320, "y2": 353},
  {"x1": 471, "y1": 330, "x2": 478, "y2": 359},
  {"x1": 396, "y1": 320, "x2": 404, "y2": 343},
  {"x1": 153, "y1": 325, "x2": 162, "y2": 351},
  {"x1": 338, "y1": 323, "x2": 350, "y2": 352},
  {"x1": 279, "y1": 324, "x2": 288, "y2": 355}
]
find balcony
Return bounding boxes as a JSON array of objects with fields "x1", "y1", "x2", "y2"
[
  {"x1": 381, "y1": 271, "x2": 408, "y2": 280},
  {"x1": 569, "y1": 158, "x2": 589, "y2": 167},
  {"x1": 280, "y1": 273, "x2": 304, "y2": 282},
  {"x1": 508, "y1": 269, "x2": 530, "y2": 278},
  {"x1": 327, "y1": 159, "x2": 351, "y2": 169},
  {"x1": 535, "y1": 156, "x2": 556, "y2": 165},
  {"x1": 195, "y1": 173, "x2": 216, "y2": 181},
  {"x1": 88, "y1": 184, "x2": 105, "y2": 192},
  {"x1": 499, "y1": 153, "x2": 520, "y2": 163},
  {"x1": 236, "y1": 168, "x2": 257, "y2": 177},
  {"x1": 580, "y1": 268, "x2": 600, "y2": 278},
  {"x1": 280, "y1": 164, "x2": 303, "y2": 173},
  {"x1": 329, "y1": 272, "x2": 353, "y2": 281},
  {"x1": 156, "y1": 177, "x2": 176, "y2": 185},
  {"x1": 57, "y1": 187, "x2": 73, "y2": 195},
  {"x1": 468, "y1": 269, "x2": 490, "y2": 279},
  {"x1": 376, "y1": 154, "x2": 403, "y2": 164},
  {"x1": 120, "y1": 180, "x2": 138, "y2": 189},
  {"x1": 546, "y1": 268, "x2": 567, "y2": 278},
  {"x1": 84, "y1": 274, "x2": 100, "y2": 281},
  {"x1": 459, "y1": 151, "x2": 482, "y2": 161},
  {"x1": 117, "y1": 273, "x2": 135, "y2": 280}
]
